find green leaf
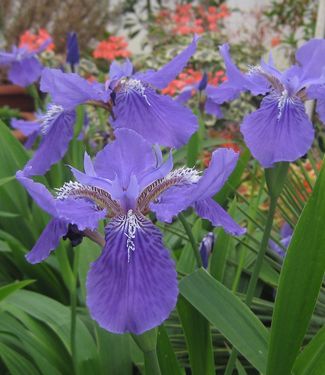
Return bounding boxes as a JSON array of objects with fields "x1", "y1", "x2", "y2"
[
  {"x1": 0, "y1": 280, "x2": 34, "y2": 301},
  {"x1": 293, "y1": 324, "x2": 325, "y2": 375},
  {"x1": 0, "y1": 175, "x2": 15, "y2": 186},
  {"x1": 0, "y1": 342, "x2": 40, "y2": 375},
  {"x1": 177, "y1": 295, "x2": 215, "y2": 375},
  {"x1": 267, "y1": 157, "x2": 325, "y2": 375},
  {"x1": 157, "y1": 325, "x2": 184, "y2": 375},
  {"x1": 0, "y1": 312, "x2": 66, "y2": 375},
  {"x1": 1, "y1": 290, "x2": 100, "y2": 374},
  {"x1": 179, "y1": 269, "x2": 268, "y2": 373},
  {"x1": 0, "y1": 210, "x2": 20, "y2": 218}
]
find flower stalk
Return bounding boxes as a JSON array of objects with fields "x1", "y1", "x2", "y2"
[
  {"x1": 132, "y1": 328, "x2": 161, "y2": 375},
  {"x1": 70, "y1": 247, "x2": 80, "y2": 373},
  {"x1": 178, "y1": 212, "x2": 203, "y2": 268}
]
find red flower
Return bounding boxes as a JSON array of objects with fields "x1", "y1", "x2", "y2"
[
  {"x1": 162, "y1": 68, "x2": 226, "y2": 96},
  {"x1": 93, "y1": 36, "x2": 131, "y2": 61},
  {"x1": 19, "y1": 28, "x2": 54, "y2": 52},
  {"x1": 271, "y1": 36, "x2": 281, "y2": 47}
]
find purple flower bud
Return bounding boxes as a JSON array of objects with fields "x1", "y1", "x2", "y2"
[
  {"x1": 198, "y1": 71, "x2": 208, "y2": 91},
  {"x1": 199, "y1": 232, "x2": 214, "y2": 268},
  {"x1": 66, "y1": 32, "x2": 80, "y2": 70}
]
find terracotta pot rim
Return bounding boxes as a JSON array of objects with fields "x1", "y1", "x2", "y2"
[{"x1": 0, "y1": 84, "x2": 27, "y2": 95}]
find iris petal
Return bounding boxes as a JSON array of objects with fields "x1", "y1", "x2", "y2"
[
  {"x1": 40, "y1": 68, "x2": 108, "y2": 109},
  {"x1": 86, "y1": 214, "x2": 178, "y2": 334},
  {"x1": 112, "y1": 87, "x2": 198, "y2": 148},
  {"x1": 23, "y1": 110, "x2": 76, "y2": 176},
  {"x1": 8, "y1": 57, "x2": 42, "y2": 87},
  {"x1": 25, "y1": 218, "x2": 68, "y2": 264},
  {"x1": 94, "y1": 128, "x2": 156, "y2": 187},
  {"x1": 16, "y1": 171, "x2": 57, "y2": 216},
  {"x1": 194, "y1": 199, "x2": 245, "y2": 236},
  {"x1": 55, "y1": 198, "x2": 106, "y2": 231},
  {"x1": 241, "y1": 94, "x2": 314, "y2": 167},
  {"x1": 137, "y1": 35, "x2": 199, "y2": 90}
]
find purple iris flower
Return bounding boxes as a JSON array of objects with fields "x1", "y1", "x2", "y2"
[
  {"x1": 66, "y1": 32, "x2": 80, "y2": 71},
  {"x1": 209, "y1": 40, "x2": 325, "y2": 167},
  {"x1": 17, "y1": 128, "x2": 244, "y2": 334},
  {"x1": 0, "y1": 39, "x2": 51, "y2": 87},
  {"x1": 20, "y1": 69, "x2": 111, "y2": 177},
  {"x1": 269, "y1": 222, "x2": 293, "y2": 258},
  {"x1": 106, "y1": 35, "x2": 199, "y2": 147},
  {"x1": 176, "y1": 71, "x2": 223, "y2": 117},
  {"x1": 34, "y1": 35, "x2": 199, "y2": 177}
]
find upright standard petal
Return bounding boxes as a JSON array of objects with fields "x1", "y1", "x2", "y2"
[
  {"x1": 94, "y1": 128, "x2": 157, "y2": 188},
  {"x1": 86, "y1": 214, "x2": 178, "y2": 334},
  {"x1": 40, "y1": 68, "x2": 107, "y2": 109},
  {"x1": 241, "y1": 94, "x2": 314, "y2": 167},
  {"x1": 137, "y1": 35, "x2": 199, "y2": 89},
  {"x1": 109, "y1": 59, "x2": 133, "y2": 81},
  {"x1": 8, "y1": 57, "x2": 42, "y2": 87},
  {"x1": 295, "y1": 39, "x2": 325, "y2": 82},
  {"x1": 26, "y1": 219, "x2": 68, "y2": 264},
  {"x1": 23, "y1": 109, "x2": 76, "y2": 176},
  {"x1": 112, "y1": 86, "x2": 198, "y2": 148}
]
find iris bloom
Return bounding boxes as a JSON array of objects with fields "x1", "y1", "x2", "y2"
[
  {"x1": 40, "y1": 35, "x2": 199, "y2": 152},
  {"x1": 0, "y1": 40, "x2": 51, "y2": 87},
  {"x1": 17, "y1": 128, "x2": 244, "y2": 334},
  {"x1": 108, "y1": 35, "x2": 199, "y2": 147},
  {"x1": 209, "y1": 40, "x2": 325, "y2": 167},
  {"x1": 20, "y1": 71, "x2": 110, "y2": 177}
]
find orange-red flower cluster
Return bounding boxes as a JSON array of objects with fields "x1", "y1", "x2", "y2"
[
  {"x1": 19, "y1": 29, "x2": 54, "y2": 52},
  {"x1": 271, "y1": 35, "x2": 281, "y2": 47},
  {"x1": 156, "y1": 4, "x2": 230, "y2": 35},
  {"x1": 93, "y1": 36, "x2": 131, "y2": 61},
  {"x1": 162, "y1": 68, "x2": 226, "y2": 96}
]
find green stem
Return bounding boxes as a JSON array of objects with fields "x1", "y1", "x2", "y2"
[
  {"x1": 144, "y1": 350, "x2": 161, "y2": 375},
  {"x1": 27, "y1": 84, "x2": 43, "y2": 111},
  {"x1": 245, "y1": 196, "x2": 277, "y2": 305},
  {"x1": 178, "y1": 213, "x2": 202, "y2": 268},
  {"x1": 70, "y1": 248, "x2": 80, "y2": 373}
]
